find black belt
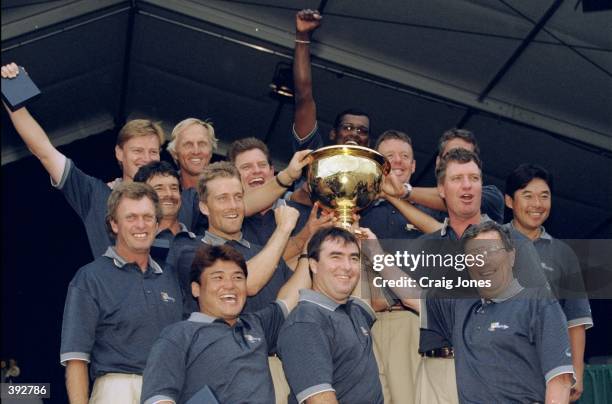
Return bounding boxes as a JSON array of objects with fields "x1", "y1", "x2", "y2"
[{"x1": 420, "y1": 347, "x2": 454, "y2": 358}]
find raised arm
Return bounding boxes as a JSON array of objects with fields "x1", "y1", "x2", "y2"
[
  {"x1": 244, "y1": 149, "x2": 312, "y2": 216},
  {"x1": 277, "y1": 252, "x2": 312, "y2": 312},
  {"x1": 245, "y1": 205, "x2": 299, "y2": 296},
  {"x1": 2, "y1": 63, "x2": 67, "y2": 184},
  {"x1": 283, "y1": 202, "x2": 334, "y2": 268},
  {"x1": 293, "y1": 9, "x2": 321, "y2": 139}
]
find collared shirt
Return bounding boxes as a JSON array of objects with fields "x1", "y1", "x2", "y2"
[
  {"x1": 278, "y1": 290, "x2": 383, "y2": 404},
  {"x1": 141, "y1": 301, "x2": 288, "y2": 404},
  {"x1": 60, "y1": 247, "x2": 183, "y2": 377},
  {"x1": 360, "y1": 199, "x2": 424, "y2": 240},
  {"x1": 167, "y1": 231, "x2": 292, "y2": 315},
  {"x1": 150, "y1": 222, "x2": 196, "y2": 266},
  {"x1": 506, "y1": 222, "x2": 593, "y2": 329},
  {"x1": 422, "y1": 280, "x2": 574, "y2": 403},
  {"x1": 179, "y1": 187, "x2": 208, "y2": 236}
]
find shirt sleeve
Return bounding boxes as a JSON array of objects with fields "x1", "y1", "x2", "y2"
[
  {"x1": 53, "y1": 159, "x2": 106, "y2": 222},
  {"x1": 141, "y1": 336, "x2": 185, "y2": 404},
  {"x1": 557, "y1": 243, "x2": 593, "y2": 329},
  {"x1": 421, "y1": 296, "x2": 455, "y2": 344},
  {"x1": 292, "y1": 122, "x2": 324, "y2": 152},
  {"x1": 481, "y1": 185, "x2": 504, "y2": 224},
  {"x1": 532, "y1": 299, "x2": 574, "y2": 384},
  {"x1": 278, "y1": 321, "x2": 335, "y2": 403},
  {"x1": 255, "y1": 300, "x2": 289, "y2": 350},
  {"x1": 60, "y1": 283, "x2": 99, "y2": 365}
]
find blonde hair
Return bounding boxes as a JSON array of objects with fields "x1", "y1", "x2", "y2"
[
  {"x1": 167, "y1": 118, "x2": 218, "y2": 163},
  {"x1": 197, "y1": 161, "x2": 240, "y2": 202},
  {"x1": 116, "y1": 119, "x2": 165, "y2": 148}
]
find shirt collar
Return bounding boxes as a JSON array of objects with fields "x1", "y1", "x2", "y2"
[
  {"x1": 487, "y1": 279, "x2": 524, "y2": 303},
  {"x1": 103, "y1": 246, "x2": 163, "y2": 273},
  {"x1": 508, "y1": 220, "x2": 552, "y2": 242},
  {"x1": 187, "y1": 312, "x2": 217, "y2": 323},
  {"x1": 202, "y1": 231, "x2": 251, "y2": 249},
  {"x1": 156, "y1": 222, "x2": 196, "y2": 238},
  {"x1": 299, "y1": 289, "x2": 348, "y2": 311},
  {"x1": 440, "y1": 214, "x2": 491, "y2": 238}
]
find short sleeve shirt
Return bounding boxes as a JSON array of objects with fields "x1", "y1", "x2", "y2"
[
  {"x1": 422, "y1": 281, "x2": 574, "y2": 403},
  {"x1": 141, "y1": 301, "x2": 288, "y2": 404},
  {"x1": 60, "y1": 247, "x2": 183, "y2": 377},
  {"x1": 277, "y1": 290, "x2": 383, "y2": 404}
]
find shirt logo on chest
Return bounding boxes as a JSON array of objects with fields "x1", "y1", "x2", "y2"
[
  {"x1": 488, "y1": 322, "x2": 509, "y2": 332},
  {"x1": 360, "y1": 326, "x2": 370, "y2": 337},
  {"x1": 541, "y1": 262, "x2": 555, "y2": 272},
  {"x1": 244, "y1": 334, "x2": 262, "y2": 344},
  {"x1": 160, "y1": 292, "x2": 176, "y2": 303}
]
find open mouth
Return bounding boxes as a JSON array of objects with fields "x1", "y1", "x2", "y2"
[
  {"x1": 224, "y1": 213, "x2": 240, "y2": 219},
  {"x1": 460, "y1": 193, "x2": 474, "y2": 202},
  {"x1": 133, "y1": 232, "x2": 148, "y2": 239},
  {"x1": 248, "y1": 177, "x2": 265, "y2": 187},
  {"x1": 219, "y1": 294, "x2": 238, "y2": 303}
]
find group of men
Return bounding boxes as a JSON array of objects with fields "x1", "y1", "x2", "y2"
[{"x1": 0, "y1": 7, "x2": 593, "y2": 404}]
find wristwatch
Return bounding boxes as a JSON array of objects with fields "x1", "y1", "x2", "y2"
[{"x1": 401, "y1": 182, "x2": 413, "y2": 200}]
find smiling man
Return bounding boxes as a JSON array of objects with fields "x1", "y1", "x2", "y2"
[
  {"x1": 141, "y1": 240, "x2": 311, "y2": 404},
  {"x1": 277, "y1": 227, "x2": 384, "y2": 404},
  {"x1": 2, "y1": 63, "x2": 166, "y2": 258},
  {"x1": 167, "y1": 118, "x2": 217, "y2": 190},
  {"x1": 504, "y1": 164, "x2": 593, "y2": 402},
  {"x1": 421, "y1": 221, "x2": 574, "y2": 403},
  {"x1": 60, "y1": 182, "x2": 184, "y2": 404}
]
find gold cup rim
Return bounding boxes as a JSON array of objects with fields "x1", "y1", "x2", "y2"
[{"x1": 308, "y1": 144, "x2": 390, "y2": 174}]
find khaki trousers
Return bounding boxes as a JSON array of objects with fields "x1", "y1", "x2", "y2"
[
  {"x1": 414, "y1": 357, "x2": 459, "y2": 404},
  {"x1": 90, "y1": 373, "x2": 142, "y2": 404},
  {"x1": 269, "y1": 356, "x2": 290, "y2": 404}
]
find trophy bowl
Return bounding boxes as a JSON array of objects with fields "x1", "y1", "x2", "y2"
[{"x1": 307, "y1": 145, "x2": 390, "y2": 229}]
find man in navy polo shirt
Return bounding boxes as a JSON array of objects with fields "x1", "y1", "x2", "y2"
[
  {"x1": 133, "y1": 161, "x2": 197, "y2": 265},
  {"x1": 402, "y1": 128, "x2": 505, "y2": 224},
  {"x1": 228, "y1": 137, "x2": 334, "y2": 266},
  {"x1": 167, "y1": 161, "x2": 301, "y2": 315},
  {"x1": 504, "y1": 164, "x2": 593, "y2": 402},
  {"x1": 421, "y1": 221, "x2": 574, "y2": 403},
  {"x1": 60, "y1": 182, "x2": 184, "y2": 404},
  {"x1": 141, "y1": 242, "x2": 311, "y2": 404},
  {"x1": 277, "y1": 227, "x2": 383, "y2": 404}
]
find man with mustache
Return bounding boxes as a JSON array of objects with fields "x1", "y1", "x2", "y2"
[{"x1": 420, "y1": 221, "x2": 574, "y2": 403}]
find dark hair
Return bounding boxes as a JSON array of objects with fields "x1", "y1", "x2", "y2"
[
  {"x1": 435, "y1": 148, "x2": 482, "y2": 184},
  {"x1": 462, "y1": 221, "x2": 514, "y2": 251},
  {"x1": 505, "y1": 164, "x2": 553, "y2": 198},
  {"x1": 307, "y1": 227, "x2": 360, "y2": 261},
  {"x1": 333, "y1": 108, "x2": 371, "y2": 133},
  {"x1": 227, "y1": 137, "x2": 270, "y2": 164},
  {"x1": 437, "y1": 128, "x2": 480, "y2": 157},
  {"x1": 190, "y1": 244, "x2": 248, "y2": 284},
  {"x1": 133, "y1": 161, "x2": 180, "y2": 187},
  {"x1": 105, "y1": 182, "x2": 161, "y2": 236},
  {"x1": 374, "y1": 129, "x2": 413, "y2": 150}
]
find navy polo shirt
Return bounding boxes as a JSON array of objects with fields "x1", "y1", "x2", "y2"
[
  {"x1": 506, "y1": 223, "x2": 593, "y2": 329},
  {"x1": 242, "y1": 199, "x2": 311, "y2": 246},
  {"x1": 141, "y1": 301, "x2": 288, "y2": 404},
  {"x1": 179, "y1": 187, "x2": 208, "y2": 236},
  {"x1": 149, "y1": 223, "x2": 196, "y2": 266},
  {"x1": 60, "y1": 247, "x2": 184, "y2": 378},
  {"x1": 360, "y1": 199, "x2": 424, "y2": 240},
  {"x1": 278, "y1": 290, "x2": 383, "y2": 404},
  {"x1": 420, "y1": 184, "x2": 505, "y2": 224},
  {"x1": 422, "y1": 280, "x2": 574, "y2": 403},
  {"x1": 292, "y1": 122, "x2": 324, "y2": 152},
  {"x1": 417, "y1": 215, "x2": 549, "y2": 352},
  {"x1": 53, "y1": 159, "x2": 113, "y2": 257},
  {"x1": 168, "y1": 231, "x2": 292, "y2": 315}
]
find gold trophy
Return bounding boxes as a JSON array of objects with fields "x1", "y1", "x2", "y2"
[{"x1": 307, "y1": 145, "x2": 390, "y2": 230}]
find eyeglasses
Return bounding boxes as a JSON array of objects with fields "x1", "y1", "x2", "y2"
[
  {"x1": 338, "y1": 123, "x2": 369, "y2": 135},
  {"x1": 466, "y1": 246, "x2": 507, "y2": 260}
]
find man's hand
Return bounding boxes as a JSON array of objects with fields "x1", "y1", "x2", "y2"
[
  {"x1": 1, "y1": 62, "x2": 20, "y2": 79},
  {"x1": 304, "y1": 202, "x2": 335, "y2": 235},
  {"x1": 569, "y1": 375, "x2": 583, "y2": 402},
  {"x1": 274, "y1": 205, "x2": 300, "y2": 233},
  {"x1": 281, "y1": 149, "x2": 313, "y2": 183},
  {"x1": 296, "y1": 9, "x2": 322, "y2": 35},
  {"x1": 380, "y1": 171, "x2": 405, "y2": 199}
]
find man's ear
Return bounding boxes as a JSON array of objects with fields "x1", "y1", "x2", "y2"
[
  {"x1": 191, "y1": 281, "x2": 201, "y2": 299},
  {"x1": 504, "y1": 194, "x2": 514, "y2": 210},
  {"x1": 437, "y1": 183, "x2": 446, "y2": 199},
  {"x1": 309, "y1": 258, "x2": 318, "y2": 274},
  {"x1": 110, "y1": 218, "x2": 119, "y2": 235},
  {"x1": 115, "y1": 145, "x2": 124, "y2": 166},
  {"x1": 199, "y1": 200, "x2": 209, "y2": 216}
]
